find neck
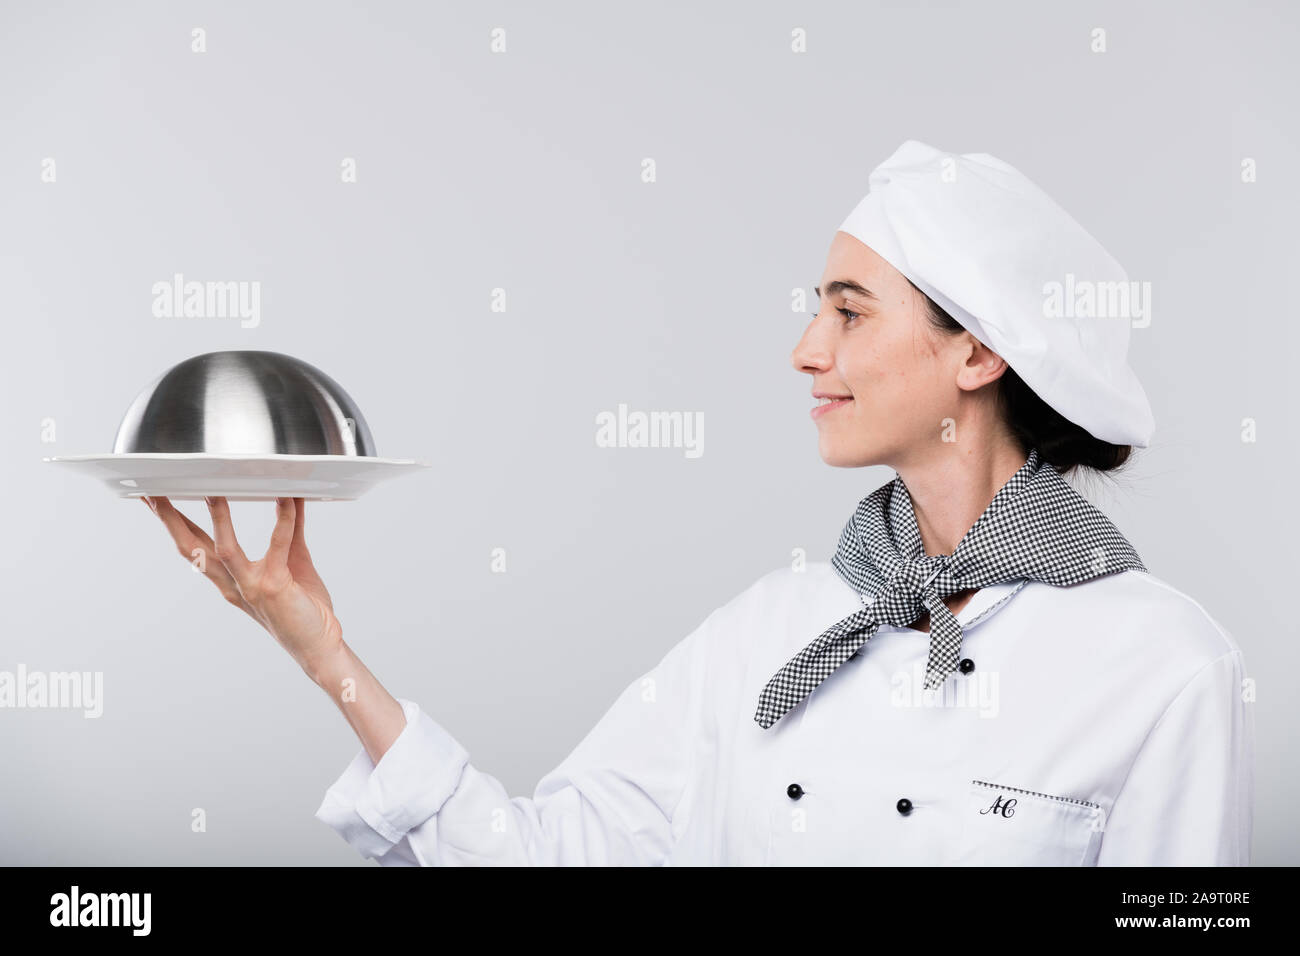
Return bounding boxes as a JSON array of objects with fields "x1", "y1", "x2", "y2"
[{"x1": 892, "y1": 440, "x2": 1031, "y2": 556}]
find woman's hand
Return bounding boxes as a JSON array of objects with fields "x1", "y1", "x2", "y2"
[{"x1": 142, "y1": 495, "x2": 343, "y2": 681}]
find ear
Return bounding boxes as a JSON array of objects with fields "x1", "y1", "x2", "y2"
[{"x1": 955, "y1": 334, "x2": 1009, "y2": 392}]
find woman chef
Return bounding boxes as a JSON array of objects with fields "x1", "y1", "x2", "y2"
[{"x1": 143, "y1": 139, "x2": 1253, "y2": 866}]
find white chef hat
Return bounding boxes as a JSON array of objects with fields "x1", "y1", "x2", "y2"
[{"x1": 837, "y1": 139, "x2": 1154, "y2": 448}]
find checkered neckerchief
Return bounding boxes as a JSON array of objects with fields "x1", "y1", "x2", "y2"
[{"x1": 754, "y1": 447, "x2": 1146, "y2": 730}]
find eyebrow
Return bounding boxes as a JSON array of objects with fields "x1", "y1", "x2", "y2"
[{"x1": 814, "y1": 280, "x2": 879, "y2": 301}]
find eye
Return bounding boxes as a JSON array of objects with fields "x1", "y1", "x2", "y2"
[{"x1": 808, "y1": 309, "x2": 862, "y2": 322}]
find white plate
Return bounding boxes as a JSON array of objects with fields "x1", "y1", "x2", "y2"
[{"x1": 44, "y1": 453, "x2": 430, "y2": 501}]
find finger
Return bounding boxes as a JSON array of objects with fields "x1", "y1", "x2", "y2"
[
  {"x1": 285, "y1": 499, "x2": 330, "y2": 609},
  {"x1": 288, "y1": 498, "x2": 312, "y2": 564},
  {"x1": 205, "y1": 496, "x2": 252, "y2": 583},
  {"x1": 265, "y1": 497, "x2": 296, "y2": 567},
  {"x1": 172, "y1": 506, "x2": 228, "y2": 571},
  {"x1": 287, "y1": 497, "x2": 312, "y2": 565},
  {"x1": 147, "y1": 496, "x2": 196, "y2": 553},
  {"x1": 291, "y1": 497, "x2": 307, "y2": 546},
  {"x1": 151, "y1": 496, "x2": 212, "y2": 556},
  {"x1": 151, "y1": 497, "x2": 222, "y2": 573},
  {"x1": 150, "y1": 497, "x2": 250, "y2": 609}
]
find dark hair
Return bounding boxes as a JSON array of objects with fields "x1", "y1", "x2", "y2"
[{"x1": 909, "y1": 281, "x2": 1133, "y2": 480}]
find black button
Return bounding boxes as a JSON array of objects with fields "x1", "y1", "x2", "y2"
[
  {"x1": 896, "y1": 797, "x2": 913, "y2": 815},
  {"x1": 959, "y1": 658, "x2": 975, "y2": 674},
  {"x1": 787, "y1": 783, "x2": 804, "y2": 800}
]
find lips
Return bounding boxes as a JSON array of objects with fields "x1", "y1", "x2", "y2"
[{"x1": 810, "y1": 396, "x2": 853, "y2": 420}]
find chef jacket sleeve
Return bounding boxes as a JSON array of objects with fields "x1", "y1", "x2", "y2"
[
  {"x1": 1096, "y1": 647, "x2": 1254, "y2": 866},
  {"x1": 313, "y1": 608, "x2": 714, "y2": 865}
]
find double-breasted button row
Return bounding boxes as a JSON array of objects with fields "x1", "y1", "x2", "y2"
[
  {"x1": 786, "y1": 786, "x2": 915, "y2": 816},
  {"x1": 786, "y1": 656, "x2": 973, "y2": 810}
]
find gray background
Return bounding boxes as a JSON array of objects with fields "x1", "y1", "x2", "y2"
[{"x1": 1, "y1": 0, "x2": 1294, "y2": 865}]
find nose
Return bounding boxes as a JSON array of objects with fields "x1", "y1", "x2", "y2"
[{"x1": 791, "y1": 312, "x2": 832, "y2": 375}]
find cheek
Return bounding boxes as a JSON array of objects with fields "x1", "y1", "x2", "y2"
[
  {"x1": 839, "y1": 339, "x2": 891, "y2": 389},
  {"x1": 853, "y1": 357, "x2": 937, "y2": 422},
  {"x1": 837, "y1": 330, "x2": 935, "y2": 410},
  {"x1": 845, "y1": 341, "x2": 917, "y2": 398}
]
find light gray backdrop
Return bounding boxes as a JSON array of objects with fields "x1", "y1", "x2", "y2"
[{"x1": 2, "y1": 0, "x2": 1295, "y2": 865}]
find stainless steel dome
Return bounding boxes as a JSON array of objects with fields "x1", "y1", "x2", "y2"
[{"x1": 112, "y1": 350, "x2": 378, "y2": 456}]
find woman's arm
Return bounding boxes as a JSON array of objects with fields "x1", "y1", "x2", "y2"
[
  {"x1": 144, "y1": 493, "x2": 711, "y2": 865},
  {"x1": 1096, "y1": 647, "x2": 1254, "y2": 865},
  {"x1": 308, "y1": 640, "x2": 407, "y2": 766},
  {"x1": 312, "y1": 607, "x2": 713, "y2": 866},
  {"x1": 144, "y1": 495, "x2": 405, "y2": 764}
]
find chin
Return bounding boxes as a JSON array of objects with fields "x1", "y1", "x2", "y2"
[{"x1": 817, "y1": 437, "x2": 879, "y2": 469}]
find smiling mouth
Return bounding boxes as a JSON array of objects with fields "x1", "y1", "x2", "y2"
[{"x1": 811, "y1": 396, "x2": 853, "y2": 419}]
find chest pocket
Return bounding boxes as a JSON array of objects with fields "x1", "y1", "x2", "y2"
[{"x1": 955, "y1": 779, "x2": 1104, "y2": 866}]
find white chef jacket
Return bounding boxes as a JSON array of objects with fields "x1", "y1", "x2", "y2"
[{"x1": 314, "y1": 563, "x2": 1254, "y2": 866}]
